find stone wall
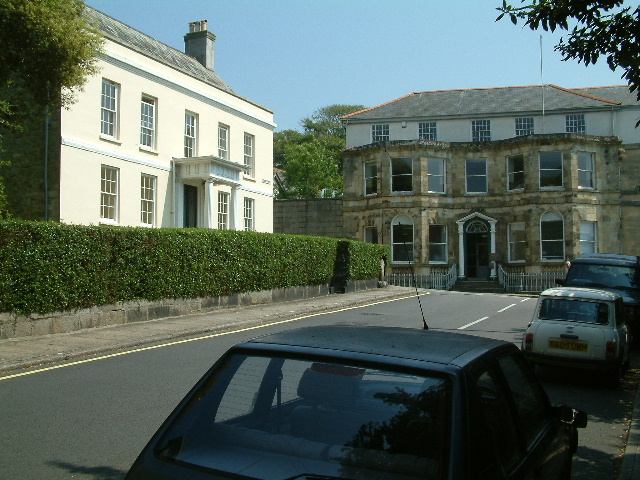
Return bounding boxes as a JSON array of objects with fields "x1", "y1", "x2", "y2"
[
  {"x1": 620, "y1": 144, "x2": 640, "y2": 254},
  {"x1": 273, "y1": 198, "x2": 345, "y2": 238}
]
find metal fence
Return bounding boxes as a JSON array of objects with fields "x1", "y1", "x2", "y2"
[
  {"x1": 386, "y1": 264, "x2": 458, "y2": 290},
  {"x1": 498, "y1": 265, "x2": 565, "y2": 293}
]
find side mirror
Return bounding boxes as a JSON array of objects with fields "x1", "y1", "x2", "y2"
[
  {"x1": 553, "y1": 404, "x2": 588, "y2": 428},
  {"x1": 555, "y1": 278, "x2": 565, "y2": 286}
]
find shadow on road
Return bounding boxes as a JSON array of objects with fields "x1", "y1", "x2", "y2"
[{"x1": 48, "y1": 461, "x2": 127, "y2": 480}]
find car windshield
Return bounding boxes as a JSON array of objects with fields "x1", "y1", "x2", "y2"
[
  {"x1": 566, "y1": 264, "x2": 639, "y2": 290},
  {"x1": 538, "y1": 298, "x2": 609, "y2": 324},
  {"x1": 155, "y1": 353, "x2": 452, "y2": 480}
]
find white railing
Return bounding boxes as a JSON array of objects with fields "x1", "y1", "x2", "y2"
[
  {"x1": 498, "y1": 265, "x2": 565, "y2": 293},
  {"x1": 386, "y1": 264, "x2": 458, "y2": 290}
]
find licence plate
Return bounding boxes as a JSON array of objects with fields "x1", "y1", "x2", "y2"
[{"x1": 549, "y1": 338, "x2": 588, "y2": 352}]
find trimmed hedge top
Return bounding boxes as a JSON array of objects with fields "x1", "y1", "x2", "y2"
[{"x1": 0, "y1": 221, "x2": 389, "y2": 315}]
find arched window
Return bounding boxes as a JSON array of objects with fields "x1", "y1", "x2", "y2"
[
  {"x1": 391, "y1": 215, "x2": 414, "y2": 263},
  {"x1": 540, "y1": 212, "x2": 564, "y2": 261}
]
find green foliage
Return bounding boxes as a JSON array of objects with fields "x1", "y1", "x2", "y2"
[
  {"x1": 281, "y1": 141, "x2": 343, "y2": 198},
  {"x1": 0, "y1": 221, "x2": 388, "y2": 315},
  {"x1": 274, "y1": 104, "x2": 365, "y2": 198},
  {"x1": 0, "y1": 0, "x2": 103, "y2": 117},
  {"x1": 497, "y1": 1, "x2": 640, "y2": 116}
]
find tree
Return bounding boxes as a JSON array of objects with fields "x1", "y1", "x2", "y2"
[
  {"x1": 0, "y1": 0, "x2": 103, "y2": 120},
  {"x1": 497, "y1": 1, "x2": 640, "y2": 108},
  {"x1": 274, "y1": 104, "x2": 365, "y2": 199},
  {"x1": 0, "y1": 0, "x2": 103, "y2": 215},
  {"x1": 280, "y1": 141, "x2": 342, "y2": 199}
]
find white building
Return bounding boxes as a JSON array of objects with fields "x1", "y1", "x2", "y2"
[{"x1": 3, "y1": 7, "x2": 275, "y2": 232}]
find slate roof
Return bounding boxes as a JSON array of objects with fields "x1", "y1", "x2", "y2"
[
  {"x1": 343, "y1": 84, "x2": 637, "y2": 122},
  {"x1": 84, "y1": 7, "x2": 236, "y2": 98}
]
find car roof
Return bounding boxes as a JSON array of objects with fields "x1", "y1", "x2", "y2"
[
  {"x1": 540, "y1": 287, "x2": 622, "y2": 301},
  {"x1": 572, "y1": 253, "x2": 640, "y2": 267},
  {"x1": 242, "y1": 325, "x2": 513, "y2": 369}
]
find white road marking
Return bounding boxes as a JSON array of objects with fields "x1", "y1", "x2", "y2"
[
  {"x1": 458, "y1": 317, "x2": 489, "y2": 330},
  {"x1": 498, "y1": 304, "x2": 516, "y2": 313}
]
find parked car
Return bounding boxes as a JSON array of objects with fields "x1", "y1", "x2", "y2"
[
  {"x1": 557, "y1": 253, "x2": 640, "y2": 337},
  {"x1": 125, "y1": 325, "x2": 587, "y2": 480},
  {"x1": 522, "y1": 287, "x2": 631, "y2": 385}
]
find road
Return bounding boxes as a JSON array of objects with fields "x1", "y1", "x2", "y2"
[{"x1": 0, "y1": 290, "x2": 637, "y2": 479}]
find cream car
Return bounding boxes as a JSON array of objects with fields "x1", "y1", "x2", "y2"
[{"x1": 522, "y1": 287, "x2": 631, "y2": 385}]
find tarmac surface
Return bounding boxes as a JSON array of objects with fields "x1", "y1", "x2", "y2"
[{"x1": 0, "y1": 285, "x2": 638, "y2": 478}]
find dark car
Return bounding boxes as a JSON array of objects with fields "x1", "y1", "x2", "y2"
[
  {"x1": 557, "y1": 254, "x2": 640, "y2": 336},
  {"x1": 125, "y1": 325, "x2": 587, "y2": 480}
]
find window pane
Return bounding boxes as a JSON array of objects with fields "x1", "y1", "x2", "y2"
[
  {"x1": 578, "y1": 152, "x2": 594, "y2": 188},
  {"x1": 508, "y1": 155, "x2": 524, "y2": 191},
  {"x1": 539, "y1": 152, "x2": 562, "y2": 188},
  {"x1": 428, "y1": 158, "x2": 445, "y2": 193},
  {"x1": 392, "y1": 158, "x2": 413, "y2": 192},
  {"x1": 364, "y1": 163, "x2": 378, "y2": 195},
  {"x1": 466, "y1": 160, "x2": 487, "y2": 193}
]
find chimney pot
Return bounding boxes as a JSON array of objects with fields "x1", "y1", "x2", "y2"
[{"x1": 184, "y1": 20, "x2": 215, "y2": 70}]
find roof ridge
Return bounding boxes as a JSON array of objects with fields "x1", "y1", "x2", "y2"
[
  {"x1": 342, "y1": 92, "x2": 418, "y2": 120},
  {"x1": 551, "y1": 85, "x2": 621, "y2": 105}
]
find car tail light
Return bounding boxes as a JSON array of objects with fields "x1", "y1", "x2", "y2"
[
  {"x1": 524, "y1": 333, "x2": 534, "y2": 351},
  {"x1": 606, "y1": 340, "x2": 617, "y2": 360}
]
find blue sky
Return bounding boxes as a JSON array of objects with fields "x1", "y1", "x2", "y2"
[{"x1": 85, "y1": 0, "x2": 627, "y2": 132}]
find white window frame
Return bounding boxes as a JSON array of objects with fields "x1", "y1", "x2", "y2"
[
  {"x1": 100, "y1": 165, "x2": 119, "y2": 223},
  {"x1": 184, "y1": 112, "x2": 197, "y2": 158},
  {"x1": 428, "y1": 224, "x2": 447, "y2": 264},
  {"x1": 364, "y1": 162, "x2": 378, "y2": 196},
  {"x1": 465, "y1": 159, "x2": 488, "y2": 194},
  {"x1": 372, "y1": 124, "x2": 390, "y2": 143},
  {"x1": 580, "y1": 221, "x2": 597, "y2": 254},
  {"x1": 140, "y1": 174, "x2": 156, "y2": 227},
  {"x1": 243, "y1": 133, "x2": 255, "y2": 177},
  {"x1": 101, "y1": 79, "x2": 119, "y2": 138},
  {"x1": 427, "y1": 158, "x2": 445, "y2": 194},
  {"x1": 218, "y1": 191, "x2": 229, "y2": 230},
  {"x1": 508, "y1": 222, "x2": 526, "y2": 263},
  {"x1": 243, "y1": 198, "x2": 255, "y2": 231},
  {"x1": 391, "y1": 215, "x2": 414, "y2": 264},
  {"x1": 391, "y1": 158, "x2": 413, "y2": 193},
  {"x1": 507, "y1": 155, "x2": 525, "y2": 192},
  {"x1": 418, "y1": 122, "x2": 437, "y2": 141},
  {"x1": 539, "y1": 152, "x2": 563, "y2": 189},
  {"x1": 566, "y1": 114, "x2": 586, "y2": 134},
  {"x1": 218, "y1": 124, "x2": 229, "y2": 160},
  {"x1": 140, "y1": 96, "x2": 157, "y2": 149},
  {"x1": 540, "y1": 211, "x2": 565, "y2": 261},
  {"x1": 515, "y1": 117, "x2": 534, "y2": 136},
  {"x1": 578, "y1": 152, "x2": 595, "y2": 189},
  {"x1": 471, "y1": 119, "x2": 491, "y2": 142}
]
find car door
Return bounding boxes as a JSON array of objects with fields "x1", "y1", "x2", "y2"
[{"x1": 471, "y1": 352, "x2": 572, "y2": 480}]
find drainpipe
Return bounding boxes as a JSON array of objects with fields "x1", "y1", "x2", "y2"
[
  {"x1": 171, "y1": 158, "x2": 176, "y2": 227},
  {"x1": 44, "y1": 83, "x2": 50, "y2": 221}
]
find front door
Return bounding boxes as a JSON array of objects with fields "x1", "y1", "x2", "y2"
[
  {"x1": 184, "y1": 184, "x2": 198, "y2": 228},
  {"x1": 465, "y1": 221, "x2": 490, "y2": 278}
]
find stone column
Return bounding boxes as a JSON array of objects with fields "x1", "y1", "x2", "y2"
[{"x1": 204, "y1": 178, "x2": 215, "y2": 228}]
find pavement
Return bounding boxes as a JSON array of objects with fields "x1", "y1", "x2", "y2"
[{"x1": 0, "y1": 285, "x2": 638, "y2": 478}]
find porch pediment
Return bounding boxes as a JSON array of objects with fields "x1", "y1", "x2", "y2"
[
  {"x1": 456, "y1": 212, "x2": 497, "y2": 227},
  {"x1": 174, "y1": 155, "x2": 243, "y2": 186}
]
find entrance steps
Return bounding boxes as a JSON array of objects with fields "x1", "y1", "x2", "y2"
[{"x1": 451, "y1": 279, "x2": 504, "y2": 294}]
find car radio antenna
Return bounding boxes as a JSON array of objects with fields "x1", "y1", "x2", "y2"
[{"x1": 397, "y1": 222, "x2": 428, "y2": 330}]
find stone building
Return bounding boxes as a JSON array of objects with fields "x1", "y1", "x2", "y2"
[
  {"x1": 340, "y1": 85, "x2": 640, "y2": 279},
  {"x1": 1, "y1": 7, "x2": 275, "y2": 232}
]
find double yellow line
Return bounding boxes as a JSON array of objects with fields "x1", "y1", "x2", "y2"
[{"x1": 0, "y1": 294, "x2": 422, "y2": 381}]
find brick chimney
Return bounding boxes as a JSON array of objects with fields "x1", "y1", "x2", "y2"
[{"x1": 184, "y1": 20, "x2": 215, "y2": 70}]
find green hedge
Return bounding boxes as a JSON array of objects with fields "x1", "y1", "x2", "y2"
[{"x1": 0, "y1": 221, "x2": 389, "y2": 315}]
